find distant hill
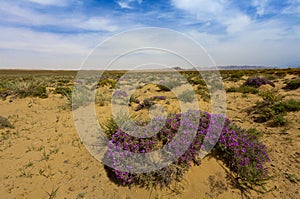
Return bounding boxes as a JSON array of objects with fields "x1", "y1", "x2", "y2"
[{"x1": 188, "y1": 65, "x2": 277, "y2": 71}]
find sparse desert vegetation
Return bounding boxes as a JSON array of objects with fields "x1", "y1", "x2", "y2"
[{"x1": 0, "y1": 68, "x2": 299, "y2": 198}]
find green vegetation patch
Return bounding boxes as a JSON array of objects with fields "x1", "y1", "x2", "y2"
[
  {"x1": 0, "y1": 116, "x2": 14, "y2": 129},
  {"x1": 284, "y1": 78, "x2": 300, "y2": 90}
]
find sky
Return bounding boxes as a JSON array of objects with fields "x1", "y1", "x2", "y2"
[{"x1": 0, "y1": 0, "x2": 299, "y2": 69}]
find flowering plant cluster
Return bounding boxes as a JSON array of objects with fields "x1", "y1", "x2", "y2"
[
  {"x1": 244, "y1": 77, "x2": 275, "y2": 88},
  {"x1": 103, "y1": 110, "x2": 270, "y2": 188},
  {"x1": 151, "y1": 95, "x2": 166, "y2": 100}
]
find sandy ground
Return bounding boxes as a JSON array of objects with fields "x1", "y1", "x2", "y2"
[{"x1": 0, "y1": 73, "x2": 299, "y2": 199}]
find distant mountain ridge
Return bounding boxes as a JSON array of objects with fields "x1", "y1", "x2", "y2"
[{"x1": 180, "y1": 65, "x2": 297, "y2": 71}]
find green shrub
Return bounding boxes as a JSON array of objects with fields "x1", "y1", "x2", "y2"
[
  {"x1": 188, "y1": 77, "x2": 206, "y2": 86},
  {"x1": 157, "y1": 80, "x2": 181, "y2": 91},
  {"x1": 98, "y1": 79, "x2": 116, "y2": 89},
  {"x1": 55, "y1": 85, "x2": 92, "y2": 109},
  {"x1": 252, "y1": 91, "x2": 300, "y2": 125},
  {"x1": 196, "y1": 85, "x2": 210, "y2": 102},
  {"x1": 238, "y1": 86, "x2": 259, "y2": 94},
  {"x1": 96, "y1": 92, "x2": 107, "y2": 106},
  {"x1": 32, "y1": 86, "x2": 48, "y2": 98},
  {"x1": 284, "y1": 99, "x2": 300, "y2": 111},
  {"x1": 259, "y1": 91, "x2": 283, "y2": 103},
  {"x1": 129, "y1": 95, "x2": 140, "y2": 104},
  {"x1": 272, "y1": 114, "x2": 287, "y2": 126},
  {"x1": 246, "y1": 128, "x2": 263, "y2": 138},
  {"x1": 101, "y1": 113, "x2": 133, "y2": 139},
  {"x1": 227, "y1": 72, "x2": 244, "y2": 82},
  {"x1": 178, "y1": 90, "x2": 195, "y2": 103},
  {"x1": 4, "y1": 80, "x2": 48, "y2": 98},
  {"x1": 226, "y1": 87, "x2": 238, "y2": 92},
  {"x1": 285, "y1": 78, "x2": 300, "y2": 90},
  {"x1": 71, "y1": 86, "x2": 93, "y2": 109},
  {"x1": 54, "y1": 86, "x2": 72, "y2": 97},
  {"x1": 226, "y1": 86, "x2": 258, "y2": 94},
  {"x1": 0, "y1": 116, "x2": 14, "y2": 129}
]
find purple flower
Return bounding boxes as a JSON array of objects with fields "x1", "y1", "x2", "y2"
[
  {"x1": 159, "y1": 96, "x2": 166, "y2": 100},
  {"x1": 75, "y1": 79, "x2": 83, "y2": 84}
]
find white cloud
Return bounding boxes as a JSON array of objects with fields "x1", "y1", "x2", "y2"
[
  {"x1": 27, "y1": 0, "x2": 71, "y2": 7},
  {"x1": 78, "y1": 17, "x2": 119, "y2": 32},
  {"x1": 252, "y1": 0, "x2": 269, "y2": 16},
  {"x1": 1, "y1": 27, "x2": 85, "y2": 53},
  {"x1": 0, "y1": 26, "x2": 106, "y2": 69},
  {"x1": 282, "y1": 0, "x2": 300, "y2": 16},
  {"x1": 117, "y1": 0, "x2": 143, "y2": 9},
  {"x1": 171, "y1": 0, "x2": 224, "y2": 19},
  {"x1": 171, "y1": 0, "x2": 252, "y2": 33},
  {"x1": 0, "y1": 1, "x2": 120, "y2": 32},
  {"x1": 117, "y1": 1, "x2": 133, "y2": 9},
  {"x1": 225, "y1": 14, "x2": 251, "y2": 34},
  {"x1": 185, "y1": 18, "x2": 300, "y2": 67}
]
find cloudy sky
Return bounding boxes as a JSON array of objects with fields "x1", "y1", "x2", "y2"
[{"x1": 0, "y1": 0, "x2": 299, "y2": 69}]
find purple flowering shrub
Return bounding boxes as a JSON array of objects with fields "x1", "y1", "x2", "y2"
[
  {"x1": 103, "y1": 110, "x2": 270, "y2": 188},
  {"x1": 151, "y1": 95, "x2": 166, "y2": 100},
  {"x1": 217, "y1": 124, "x2": 270, "y2": 184},
  {"x1": 111, "y1": 90, "x2": 129, "y2": 105},
  {"x1": 244, "y1": 77, "x2": 275, "y2": 88}
]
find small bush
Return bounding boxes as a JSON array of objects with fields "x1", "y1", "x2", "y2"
[
  {"x1": 226, "y1": 87, "x2": 238, "y2": 92},
  {"x1": 0, "y1": 116, "x2": 14, "y2": 129},
  {"x1": 157, "y1": 80, "x2": 181, "y2": 91},
  {"x1": 32, "y1": 86, "x2": 48, "y2": 98},
  {"x1": 142, "y1": 98, "x2": 154, "y2": 108},
  {"x1": 259, "y1": 91, "x2": 283, "y2": 103},
  {"x1": 129, "y1": 95, "x2": 140, "y2": 104},
  {"x1": 229, "y1": 72, "x2": 244, "y2": 82},
  {"x1": 196, "y1": 89, "x2": 210, "y2": 102},
  {"x1": 54, "y1": 86, "x2": 72, "y2": 97},
  {"x1": 4, "y1": 80, "x2": 48, "y2": 98},
  {"x1": 72, "y1": 86, "x2": 93, "y2": 109},
  {"x1": 96, "y1": 92, "x2": 107, "y2": 106},
  {"x1": 226, "y1": 86, "x2": 259, "y2": 94},
  {"x1": 284, "y1": 99, "x2": 300, "y2": 111},
  {"x1": 189, "y1": 77, "x2": 206, "y2": 86},
  {"x1": 151, "y1": 96, "x2": 166, "y2": 101},
  {"x1": 244, "y1": 77, "x2": 274, "y2": 88},
  {"x1": 56, "y1": 78, "x2": 71, "y2": 86},
  {"x1": 285, "y1": 78, "x2": 300, "y2": 90},
  {"x1": 252, "y1": 91, "x2": 300, "y2": 125},
  {"x1": 55, "y1": 85, "x2": 92, "y2": 109},
  {"x1": 238, "y1": 86, "x2": 259, "y2": 94},
  {"x1": 272, "y1": 114, "x2": 287, "y2": 126},
  {"x1": 135, "y1": 96, "x2": 167, "y2": 111},
  {"x1": 178, "y1": 90, "x2": 195, "y2": 103},
  {"x1": 98, "y1": 79, "x2": 117, "y2": 89}
]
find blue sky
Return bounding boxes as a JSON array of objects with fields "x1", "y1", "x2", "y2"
[{"x1": 0, "y1": 0, "x2": 299, "y2": 69}]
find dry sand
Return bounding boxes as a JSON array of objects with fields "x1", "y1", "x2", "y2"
[{"x1": 0, "y1": 73, "x2": 299, "y2": 198}]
